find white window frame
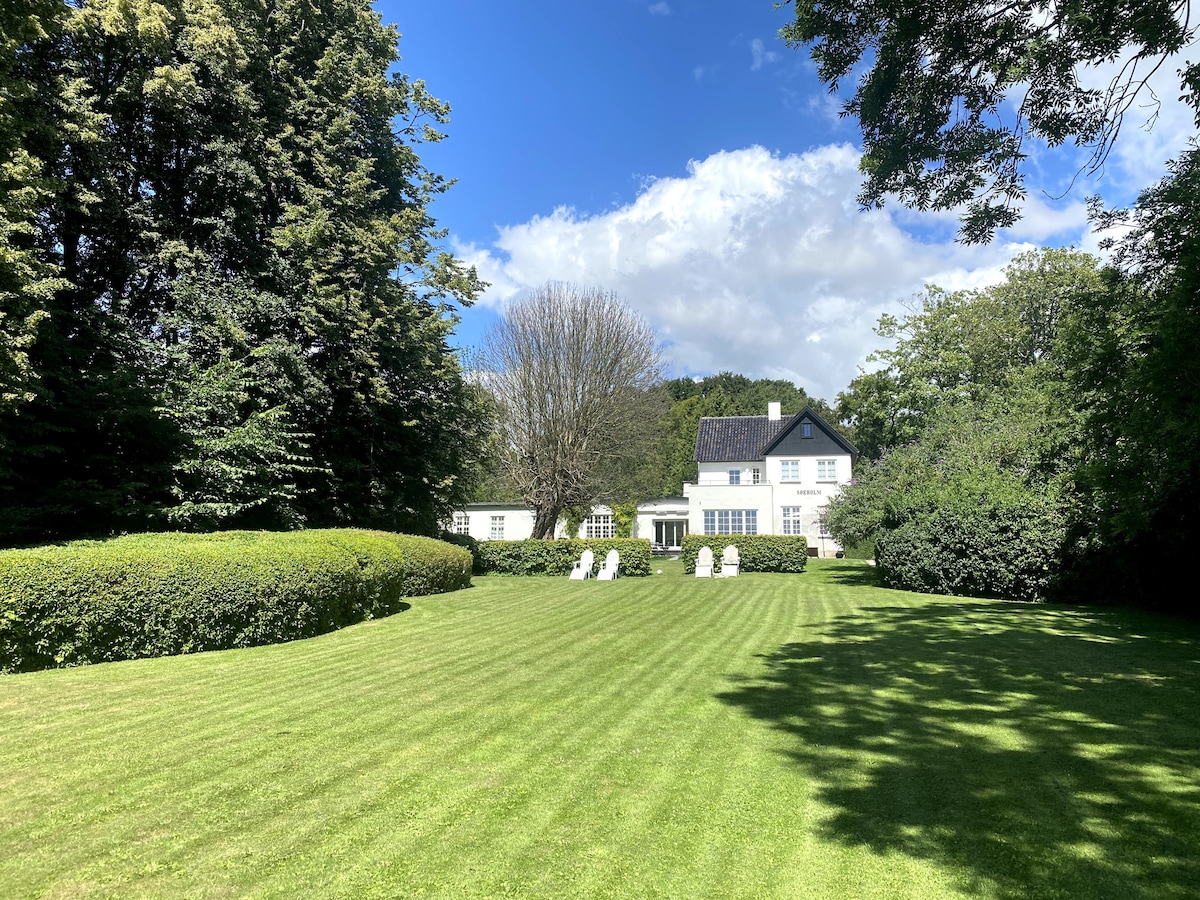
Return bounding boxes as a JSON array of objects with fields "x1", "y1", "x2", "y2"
[
  {"x1": 781, "y1": 506, "x2": 803, "y2": 536},
  {"x1": 585, "y1": 514, "x2": 615, "y2": 538},
  {"x1": 780, "y1": 460, "x2": 800, "y2": 482},
  {"x1": 453, "y1": 512, "x2": 470, "y2": 535},
  {"x1": 817, "y1": 459, "x2": 837, "y2": 482},
  {"x1": 490, "y1": 515, "x2": 505, "y2": 540},
  {"x1": 751, "y1": 467, "x2": 761, "y2": 484},
  {"x1": 728, "y1": 469, "x2": 741, "y2": 485},
  {"x1": 704, "y1": 509, "x2": 758, "y2": 535}
]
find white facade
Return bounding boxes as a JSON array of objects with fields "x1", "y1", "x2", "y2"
[
  {"x1": 448, "y1": 504, "x2": 550, "y2": 542},
  {"x1": 449, "y1": 497, "x2": 690, "y2": 549},
  {"x1": 448, "y1": 407, "x2": 854, "y2": 557},
  {"x1": 684, "y1": 405, "x2": 855, "y2": 557},
  {"x1": 632, "y1": 496, "x2": 689, "y2": 551}
]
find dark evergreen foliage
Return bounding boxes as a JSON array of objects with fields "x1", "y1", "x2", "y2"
[{"x1": 0, "y1": 0, "x2": 486, "y2": 544}]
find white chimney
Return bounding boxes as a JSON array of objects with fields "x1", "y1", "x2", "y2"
[{"x1": 768, "y1": 401, "x2": 781, "y2": 421}]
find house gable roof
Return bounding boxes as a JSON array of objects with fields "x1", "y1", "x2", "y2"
[
  {"x1": 694, "y1": 414, "x2": 794, "y2": 462},
  {"x1": 694, "y1": 405, "x2": 858, "y2": 462},
  {"x1": 762, "y1": 405, "x2": 858, "y2": 459}
]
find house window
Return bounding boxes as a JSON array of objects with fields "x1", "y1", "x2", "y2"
[
  {"x1": 728, "y1": 469, "x2": 741, "y2": 485},
  {"x1": 751, "y1": 467, "x2": 761, "y2": 484},
  {"x1": 704, "y1": 509, "x2": 758, "y2": 535},
  {"x1": 453, "y1": 512, "x2": 470, "y2": 535},
  {"x1": 782, "y1": 506, "x2": 803, "y2": 535},
  {"x1": 490, "y1": 515, "x2": 505, "y2": 540},
  {"x1": 802, "y1": 422, "x2": 813, "y2": 438},
  {"x1": 780, "y1": 460, "x2": 800, "y2": 482},
  {"x1": 817, "y1": 459, "x2": 837, "y2": 482},
  {"x1": 585, "y1": 514, "x2": 614, "y2": 538}
]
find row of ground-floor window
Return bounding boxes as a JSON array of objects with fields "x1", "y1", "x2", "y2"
[
  {"x1": 454, "y1": 510, "x2": 828, "y2": 543},
  {"x1": 452, "y1": 513, "x2": 691, "y2": 548},
  {"x1": 703, "y1": 507, "x2": 829, "y2": 537}
]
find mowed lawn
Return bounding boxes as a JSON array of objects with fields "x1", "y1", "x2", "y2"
[{"x1": 2, "y1": 561, "x2": 1199, "y2": 899}]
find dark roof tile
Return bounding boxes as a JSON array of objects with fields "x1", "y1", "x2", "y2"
[{"x1": 694, "y1": 415, "x2": 795, "y2": 462}]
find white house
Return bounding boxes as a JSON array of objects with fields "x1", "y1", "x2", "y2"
[
  {"x1": 683, "y1": 402, "x2": 857, "y2": 557},
  {"x1": 448, "y1": 403, "x2": 856, "y2": 556},
  {"x1": 448, "y1": 497, "x2": 690, "y2": 551}
]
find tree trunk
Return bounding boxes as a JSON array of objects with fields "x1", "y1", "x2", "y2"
[{"x1": 531, "y1": 505, "x2": 561, "y2": 540}]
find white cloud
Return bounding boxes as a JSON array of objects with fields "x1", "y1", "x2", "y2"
[
  {"x1": 750, "y1": 38, "x2": 779, "y2": 72},
  {"x1": 648, "y1": 2, "x2": 670, "y2": 15},
  {"x1": 453, "y1": 145, "x2": 1085, "y2": 401}
]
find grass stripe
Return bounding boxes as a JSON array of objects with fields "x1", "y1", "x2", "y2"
[{"x1": 2, "y1": 560, "x2": 1198, "y2": 898}]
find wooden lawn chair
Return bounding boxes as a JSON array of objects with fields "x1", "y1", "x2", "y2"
[
  {"x1": 718, "y1": 545, "x2": 740, "y2": 578},
  {"x1": 596, "y1": 548, "x2": 620, "y2": 581},
  {"x1": 569, "y1": 549, "x2": 595, "y2": 580}
]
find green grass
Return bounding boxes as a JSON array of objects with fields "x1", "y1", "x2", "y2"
[{"x1": 2, "y1": 560, "x2": 1198, "y2": 899}]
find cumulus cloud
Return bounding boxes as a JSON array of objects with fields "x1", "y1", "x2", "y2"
[
  {"x1": 648, "y1": 2, "x2": 670, "y2": 15},
  {"x1": 453, "y1": 145, "x2": 1091, "y2": 400}
]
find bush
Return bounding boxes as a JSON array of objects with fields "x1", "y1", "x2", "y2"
[
  {"x1": 680, "y1": 534, "x2": 808, "y2": 573},
  {"x1": 839, "y1": 540, "x2": 876, "y2": 560},
  {"x1": 0, "y1": 529, "x2": 471, "y2": 673},
  {"x1": 440, "y1": 530, "x2": 483, "y2": 574},
  {"x1": 476, "y1": 538, "x2": 652, "y2": 577},
  {"x1": 874, "y1": 496, "x2": 1063, "y2": 602}
]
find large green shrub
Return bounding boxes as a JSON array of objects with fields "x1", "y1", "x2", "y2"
[
  {"x1": 874, "y1": 496, "x2": 1063, "y2": 603},
  {"x1": 680, "y1": 535, "x2": 808, "y2": 573},
  {"x1": 477, "y1": 539, "x2": 652, "y2": 577},
  {"x1": 0, "y1": 530, "x2": 471, "y2": 673}
]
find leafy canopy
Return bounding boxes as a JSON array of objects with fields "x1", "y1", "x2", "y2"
[{"x1": 779, "y1": 0, "x2": 1200, "y2": 242}]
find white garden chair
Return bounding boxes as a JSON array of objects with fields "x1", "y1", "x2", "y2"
[
  {"x1": 718, "y1": 545, "x2": 740, "y2": 578},
  {"x1": 569, "y1": 549, "x2": 595, "y2": 580},
  {"x1": 695, "y1": 545, "x2": 714, "y2": 578},
  {"x1": 596, "y1": 548, "x2": 620, "y2": 581}
]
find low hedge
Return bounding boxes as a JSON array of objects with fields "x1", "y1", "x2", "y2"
[
  {"x1": 0, "y1": 529, "x2": 471, "y2": 674},
  {"x1": 680, "y1": 534, "x2": 808, "y2": 574},
  {"x1": 476, "y1": 538, "x2": 652, "y2": 577}
]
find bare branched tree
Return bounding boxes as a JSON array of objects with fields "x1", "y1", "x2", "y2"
[{"x1": 479, "y1": 283, "x2": 664, "y2": 539}]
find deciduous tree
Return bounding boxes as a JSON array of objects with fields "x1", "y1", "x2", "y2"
[
  {"x1": 0, "y1": 0, "x2": 486, "y2": 544},
  {"x1": 480, "y1": 284, "x2": 664, "y2": 539},
  {"x1": 778, "y1": 0, "x2": 1200, "y2": 241}
]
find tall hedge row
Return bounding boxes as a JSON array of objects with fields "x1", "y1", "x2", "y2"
[
  {"x1": 476, "y1": 539, "x2": 652, "y2": 577},
  {"x1": 680, "y1": 534, "x2": 808, "y2": 573},
  {"x1": 874, "y1": 500, "x2": 1063, "y2": 603},
  {"x1": 0, "y1": 530, "x2": 471, "y2": 673}
]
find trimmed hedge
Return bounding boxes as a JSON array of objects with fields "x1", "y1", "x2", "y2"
[
  {"x1": 476, "y1": 538, "x2": 652, "y2": 577},
  {"x1": 0, "y1": 529, "x2": 471, "y2": 673},
  {"x1": 680, "y1": 534, "x2": 808, "y2": 574}
]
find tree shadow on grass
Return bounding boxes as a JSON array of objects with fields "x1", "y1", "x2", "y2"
[
  {"x1": 717, "y1": 600, "x2": 1200, "y2": 898},
  {"x1": 811, "y1": 560, "x2": 881, "y2": 588}
]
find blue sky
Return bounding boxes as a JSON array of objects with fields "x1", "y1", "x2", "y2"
[{"x1": 384, "y1": 0, "x2": 1196, "y2": 402}]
